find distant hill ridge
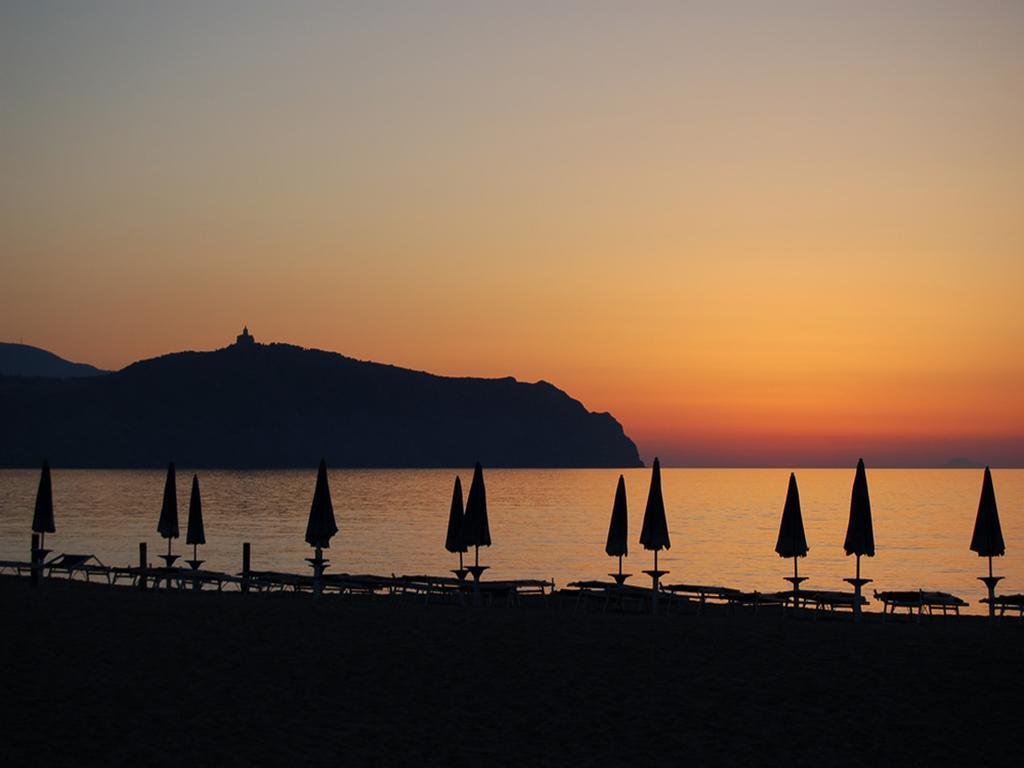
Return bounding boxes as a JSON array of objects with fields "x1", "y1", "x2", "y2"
[
  {"x1": 0, "y1": 330, "x2": 642, "y2": 469},
  {"x1": 0, "y1": 342, "x2": 109, "y2": 378}
]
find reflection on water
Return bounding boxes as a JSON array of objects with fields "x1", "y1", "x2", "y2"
[{"x1": 0, "y1": 468, "x2": 1020, "y2": 615}]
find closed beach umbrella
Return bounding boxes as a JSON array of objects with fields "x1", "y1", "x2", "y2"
[
  {"x1": 843, "y1": 458, "x2": 874, "y2": 618},
  {"x1": 444, "y1": 476, "x2": 467, "y2": 573},
  {"x1": 639, "y1": 457, "x2": 670, "y2": 612},
  {"x1": 971, "y1": 466, "x2": 1005, "y2": 616},
  {"x1": 305, "y1": 458, "x2": 338, "y2": 549},
  {"x1": 462, "y1": 462, "x2": 491, "y2": 568},
  {"x1": 32, "y1": 459, "x2": 56, "y2": 549},
  {"x1": 775, "y1": 472, "x2": 809, "y2": 589},
  {"x1": 640, "y1": 458, "x2": 670, "y2": 555},
  {"x1": 157, "y1": 461, "x2": 179, "y2": 562},
  {"x1": 843, "y1": 458, "x2": 875, "y2": 560},
  {"x1": 605, "y1": 474, "x2": 629, "y2": 582},
  {"x1": 305, "y1": 459, "x2": 338, "y2": 597},
  {"x1": 186, "y1": 474, "x2": 206, "y2": 565},
  {"x1": 970, "y1": 467, "x2": 1005, "y2": 560}
]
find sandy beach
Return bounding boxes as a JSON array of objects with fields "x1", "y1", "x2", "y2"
[{"x1": 3, "y1": 575, "x2": 1021, "y2": 767}]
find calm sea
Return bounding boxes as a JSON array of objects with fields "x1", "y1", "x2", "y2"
[{"x1": 1, "y1": 468, "x2": 1020, "y2": 615}]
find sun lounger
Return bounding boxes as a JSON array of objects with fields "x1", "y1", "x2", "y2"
[
  {"x1": 45, "y1": 554, "x2": 113, "y2": 583},
  {"x1": 796, "y1": 589, "x2": 870, "y2": 616},
  {"x1": 662, "y1": 583, "x2": 742, "y2": 613},
  {"x1": 980, "y1": 593, "x2": 1024, "y2": 620},
  {"x1": 323, "y1": 573, "x2": 403, "y2": 596},
  {"x1": 108, "y1": 565, "x2": 145, "y2": 586},
  {"x1": 0, "y1": 559, "x2": 35, "y2": 576},
  {"x1": 874, "y1": 590, "x2": 968, "y2": 620},
  {"x1": 181, "y1": 568, "x2": 244, "y2": 591},
  {"x1": 722, "y1": 590, "x2": 789, "y2": 614},
  {"x1": 477, "y1": 579, "x2": 555, "y2": 607},
  {"x1": 566, "y1": 580, "x2": 655, "y2": 613},
  {"x1": 244, "y1": 570, "x2": 315, "y2": 592},
  {"x1": 398, "y1": 574, "x2": 467, "y2": 604}
]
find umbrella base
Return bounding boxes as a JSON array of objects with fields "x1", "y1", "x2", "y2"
[
  {"x1": 186, "y1": 559, "x2": 204, "y2": 571},
  {"x1": 452, "y1": 568, "x2": 469, "y2": 582},
  {"x1": 784, "y1": 576, "x2": 808, "y2": 588},
  {"x1": 609, "y1": 573, "x2": 632, "y2": 585},
  {"x1": 844, "y1": 577, "x2": 872, "y2": 588},
  {"x1": 466, "y1": 565, "x2": 489, "y2": 581},
  {"x1": 159, "y1": 554, "x2": 179, "y2": 568},
  {"x1": 978, "y1": 576, "x2": 1003, "y2": 589},
  {"x1": 642, "y1": 569, "x2": 669, "y2": 578}
]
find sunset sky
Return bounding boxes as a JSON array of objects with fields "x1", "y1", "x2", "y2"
[{"x1": 2, "y1": 2, "x2": 1022, "y2": 466}]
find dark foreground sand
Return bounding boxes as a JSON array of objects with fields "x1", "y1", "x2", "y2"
[{"x1": 3, "y1": 576, "x2": 1021, "y2": 768}]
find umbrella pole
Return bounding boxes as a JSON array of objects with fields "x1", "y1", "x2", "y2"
[
  {"x1": 987, "y1": 555, "x2": 995, "y2": 618},
  {"x1": 459, "y1": 551, "x2": 463, "y2": 571},
  {"x1": 793, "y1": 556, "x2": 799, "y2": 611},
  {"x1": 472, "y1": 545, "x2": 482, "y2": 607},
  {"x1": 618, "y1": 554, "x2": 623, "y2": 579},
  {"x1": 651, "y1": 550, "x2": 659, "y2": 615},
  {"x1": 854, "y1": 554, "x2": 862, "y2": 622},
  {"x1": 193, "y1": 543, "x2": 198, "y2": 562},
  {"x1": 314, "y1": 545, "x2": 323, "y2": 598}
]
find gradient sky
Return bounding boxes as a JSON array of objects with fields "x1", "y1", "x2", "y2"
[{"x1": 2, "y1": 1, "x2": 1023, "y2": 466}]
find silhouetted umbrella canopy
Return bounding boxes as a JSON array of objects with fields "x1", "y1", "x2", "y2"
[
  {"x1": 157, "y1": 461, "x2": 179, "y2": 540},
  {"x1": 605, "y1": 474, "x2": 629, "y2": 557},
  {"x1": 775, "y1": 472, "x2": 808, "y2": 558},
  {"x1": 970, "y1": 466, "x2": 1005, "y2": 558},
  {"x1": 444, "y1": 476, "x2": 466, "y2": 554},
  {"x1": 305, "y1": 459, "x2": 339, "y2": 549},
  {"x1": 639, "y1": 458, "x2": 670, "y2": 551},
  {"x1": 186, "y1": 474, "x2": 205, "y2": 546},
  {"x1": 461, "y1": 462, "x2": 491, "y2": 548},
  {"x1": 31, "y1": 459, "x2": 55, "y2": 535},
  {"x1": 843, "y1": 458, "x2": 874, "y2": 557}
]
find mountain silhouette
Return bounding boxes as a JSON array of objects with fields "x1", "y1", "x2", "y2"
[
  {"x1": 0, "y1": 342, "x2": 109, "y2": 378},
  {"x1": 0, "y1": 336, "x2": 642, "y2": 469}
]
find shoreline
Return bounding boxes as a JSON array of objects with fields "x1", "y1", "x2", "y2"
[{"x1": 4, "y1": 575, "x2": 1021, "y2": 766}]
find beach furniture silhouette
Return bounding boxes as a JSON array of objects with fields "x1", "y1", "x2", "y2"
[
  {"x1": 843, "y1": 458, "x2": 875, "y2": 620},
  {"x1": 444, "y1": 475, "x2": 468, "y2": 582},
  {"x1": 461, "y1": 462, "x2": 491, "y2": 606},
  {"x1": 185, "y1": 474, "x2": 206, "y2": 578},
  {"x1": 873, "y1": 590, "x2": 968, "y2": 621},
  {"x1": 662, "y1": 583, "x2": 742, "y2": 614},
  {"x1": 31, "y1": 460, "x2": 56, "y2": 583},
  {"x1": 565, "y1": 579, "x2": 653, "y2": 613},
  {"x1": 980, "y1": 594, "x2": 1024, "y2": 620},
  {"x1": 44, "y1": 553, "x2": 112, "y2": 583},
  {"x1": 156, "y1": 462, "x2": 180, "y2": 567},
  {"x1": 304, "y1": 458, "x2": 339, "y2": 597},
  {"x1": 775, "y1": 472, "x2": 809, "y2": 608},
  {"x1": 639, "y1": 457, "x2": 670, "y2": 614},
  {"x1": 605, "y1": 475, "x2": 630, "y2": 585},
  {"x1": 31, "y1": 459, "x2": 55, "y2": 551},
  {"x1": 970, "y1": 467, "x2": 1005, "y2": 617}
]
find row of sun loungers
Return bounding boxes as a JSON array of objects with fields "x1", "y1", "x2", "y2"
[
  {"x1": 564, "y1": 580, "x2": 969, "y2": 619},
  {"x1": 9, "y1": 552, "x2": 1021, "y2": 620}
]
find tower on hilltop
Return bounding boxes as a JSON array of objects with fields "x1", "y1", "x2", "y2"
[{"x1": 235, "y1": 326, "x2": 255, "y2": 346}]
